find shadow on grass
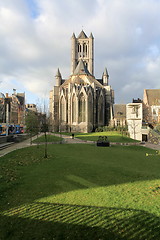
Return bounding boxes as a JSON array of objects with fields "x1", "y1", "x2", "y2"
[{"x1": 1, "y1": 202, "x2": 160, "y2": 240}]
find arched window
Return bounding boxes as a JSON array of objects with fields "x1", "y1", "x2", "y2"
[
  {"x1": 88, "y1": 93, "x2": 93, "y2": 123},
  {"x1": 83, "y1": 43, "x2": 86, "y2": 57},
  {"x1": 60, "y1": 96, "x2": 65, "y2": 122},
  {"x1": 72, "y1": 95, "x2": 76, "y2": 122},
  {"x1": 85, "y1": 44, "x2": 88, "y2": 54},
  {"x1": 80, "y1": 44, "x2": 82, "y2": 52},
  {"x1": 78, "y1": 43, "x2": 80, "y2": 53},
  {"x1": 79, "y1": 93, "x2": 86, "y2": 123},
  {"x1": 99, "y1": 95, "x2": 103, "y2": 124}
]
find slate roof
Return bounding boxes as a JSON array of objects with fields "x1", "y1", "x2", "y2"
[
  {"x1": 73, "y1": 59, "x2": 91, "y2": 76},
  {"x1": 61, "y1": 74, "x2": 103, "y2": 88},
  {"x1": 78, "y1": 30, "x2": 88, "y2": 39},
  {"x1": 144, "y1": 89, "x2": 160, "y2": 105},
  {"x1": 113, "y1": 104, "x2": 126, "y2": 118},
  {"x1": 61, "y1": 60, "x2": 103, "y2": 88}
]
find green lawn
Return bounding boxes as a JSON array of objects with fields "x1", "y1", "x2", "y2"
[
  {"x1": 33, "y1": 134, "x2": 63, "y2": 143},
  {"x1": 60, "y1": 131, "x2": 138, "y2": 143},
  {"x1": 0, "y1": 144, "x2": 160, "y2": 239}
]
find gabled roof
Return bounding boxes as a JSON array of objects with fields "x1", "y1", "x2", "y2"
[
  {"x1": 73, "y1": 59, "x2": 91, "y2": 75},
  {"x1": 144, "y1": 89, "x2": 160, "y2": 105},
  {"x1": 78, "y1": 30, "x2": 88, "y2": 39}
]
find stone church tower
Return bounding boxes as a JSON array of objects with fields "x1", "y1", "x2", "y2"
[
  {"x1": 49, "y1": 30, "x2": 114, "y2": 132},
  {"x1": 71, "y1": 31, "x2": 94, "y2": 75}
]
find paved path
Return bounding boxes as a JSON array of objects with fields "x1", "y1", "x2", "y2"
[
  {"x1": 142, "y1": 142, "x2": 160, "y2": 151},
  {"x1": 0, "y1": 134, "x2": 43, "y2": 158},
  {"x1": 53, "y1": 133, "x2": 94, "y2": 144}
]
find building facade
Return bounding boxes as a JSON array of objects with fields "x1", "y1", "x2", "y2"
[
  {"x1": 26, "y1": 104, "x2": 37, "y2": 113},
  {"x1": 113, "y1": 104, "x2": 126, "y2": 127},
  {"x1": 49, "y1": 31, "x2": 114, "y2": 132},
  {"x1": 0, "y1": 91, "x2": 25, "y2": 125},
  {"x1": 126, "y1": 102, "x2": 143, "y2": 141},
  {"x1": 143, "y1": 89, "x2": 160, "y2": 125}
]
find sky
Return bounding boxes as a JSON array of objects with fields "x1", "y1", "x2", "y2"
[{"x1": 0, "y1": 0, "x2": 160, "y2": 106}]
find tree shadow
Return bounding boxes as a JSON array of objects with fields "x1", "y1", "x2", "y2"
[
  {"x1": 0, "y1": 202, "x2": 160, "y2": 240},
  {"x1": 1, "y1": 144, "x2": 160, "y2": 239}
]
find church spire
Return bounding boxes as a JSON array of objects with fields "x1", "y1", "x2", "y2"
[
  {"x1": 55, "y1": 68, "x2": 62, "y2": 86},
  {"x1": 102, "y1": 67, "x2": 109, "y2": 86}
]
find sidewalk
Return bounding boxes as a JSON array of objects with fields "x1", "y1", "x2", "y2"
[
  {"x1": 0, "y1": 134, "x2": 43, "y2": 158},
  {"x1": 142, "y1": 142, "x2": 160, "y2": 151}
]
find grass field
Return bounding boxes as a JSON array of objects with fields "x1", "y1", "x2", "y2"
[
  {"x1": 0, "y1": 144, "x2": 160, "y2": 239},
  {"x1": 59, "y1": 131, "x2": 138, "y2": 143},
  {"x1": 32, "y1": 134, "x2": 63, "y2": 143}
]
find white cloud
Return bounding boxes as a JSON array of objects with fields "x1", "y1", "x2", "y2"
[{"x1": 0, "y1": 0, "x2": 160, "y2": 105}]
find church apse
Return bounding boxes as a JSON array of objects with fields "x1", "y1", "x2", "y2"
[{"x1": 49, "y1": 31, "x2": 114, "y2": 133}]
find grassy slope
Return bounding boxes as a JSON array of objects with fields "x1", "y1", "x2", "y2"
[
  {"x1": 0, "y1": 144, "x2": 160, "y2": 240},
  {"x1": 60, "y1": 131, "x2": 138, "y2": 143}
]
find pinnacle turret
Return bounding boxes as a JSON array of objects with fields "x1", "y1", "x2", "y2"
[
  {"x1": 55, "y1": 68, "x2": 62, "y2": 78},
  {"x1": 89, "y1": 32, "x2": 94, "y2": 39},
  {"x1": 102, "y1": 67, "x2": 109, "y2": 85},
  {"x1": 103, "y1": 68, "x2": 109, "y2": 77},
  {"x1": 55, "y1": 68, "x2": 62, "y2": 86},
  {"x1": 71, "y1": 32, "x2": 76, "y2": 39}
]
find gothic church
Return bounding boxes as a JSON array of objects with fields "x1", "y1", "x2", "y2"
[{"x1": 49, "y1": 30, "x2": 114, "y2": 132}]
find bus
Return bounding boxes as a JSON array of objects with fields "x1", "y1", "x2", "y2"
[{"x1": 0, "y1": 124, "x2": 24, "y2": 136}]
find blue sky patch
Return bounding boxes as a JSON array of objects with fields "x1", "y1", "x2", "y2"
[{"x1": 25, "y1": 0, "x2": 39, "y2": 18}]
